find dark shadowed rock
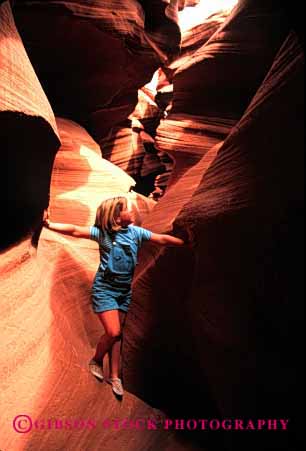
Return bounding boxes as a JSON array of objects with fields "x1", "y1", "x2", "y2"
[{"x1": 123, "y1": 29, "x2": 304, "y2": 451}]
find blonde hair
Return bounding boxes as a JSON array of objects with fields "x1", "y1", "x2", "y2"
[{"x1": 95, "y1": 196, "x2": 128, "y2": 233}]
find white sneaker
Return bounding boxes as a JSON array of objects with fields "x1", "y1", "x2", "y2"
[
  {"x1": 89, "y1": 358, "x2": 104, "y2": 381},
  {"x1": 107, "y1": 378, "x2": 124, "y2": 396}
]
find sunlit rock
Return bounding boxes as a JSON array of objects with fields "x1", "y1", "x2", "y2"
[{"x1": 49, "y1": 117, "x2": 156, "y2": 234}]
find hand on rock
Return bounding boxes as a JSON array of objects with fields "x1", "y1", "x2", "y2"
[
  {"x1": 43, "y1": 209, "x2": 50, "y2": 227},
  {"x1": 172, "y1": 224, "x2": 194, "y2": 249},
  {"x1": 186, "y1": 228, "x2": 195, "y2": 249}
]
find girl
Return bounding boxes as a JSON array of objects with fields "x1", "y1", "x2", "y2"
[{"x1": 44, "y1": 196, "x2": 185, "y2": 397}]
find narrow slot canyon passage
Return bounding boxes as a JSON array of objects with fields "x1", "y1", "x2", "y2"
[{"x1": 0, "y1": 1, "x2": 304, "y2": 451}]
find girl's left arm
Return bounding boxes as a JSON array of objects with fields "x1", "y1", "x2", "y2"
[{"x1": 149, "y1": 232, "x2": 185, "y2": 246}]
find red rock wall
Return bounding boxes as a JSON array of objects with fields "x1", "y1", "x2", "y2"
[
  {"x1": 155, "y1": 0, "x2": 293, "y2": 186},
  {"x1": 123, "y1": 23, "x2": 304, "y2": 451},
  {"x1": 12, "y1": 0, "x2": 181, "y2": 139},
  {"x1": 0, "y1": 0, "x2": 60, "y2": 249},
  {"x1": 172, "y1": 0, "x2": 292, "y2": 117},
  {"x1": 175, "y1": 30, "x2": 304, "y2": 421},
  {"x1": 11, "y1": 0, "x2": 184, "y2": 195},
  {"x1": 168, "y1": 11, "x2": 227, "y2": 78}
]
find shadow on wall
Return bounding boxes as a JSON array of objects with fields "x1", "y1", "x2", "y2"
[
  {"x1": 123, "y1": 244, "x2": 230, "y2": 451},
  {"x1": 187, "y1": 208, "x2": 304, "y2": 451},
  {"x1": 122, "y1": 27, "x2": 304, "y2": 451},
  {"x1": 0, "y1": 112, "x2": 60, "y2": 250}
]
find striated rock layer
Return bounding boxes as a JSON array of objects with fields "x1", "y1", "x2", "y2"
[
  {"x1": 168, "y1": 11, "x2": 228, "y2": 78},
  {"x1": 99, "y1": 85, "x2": 165, "y2": 196},
  {"x1": 11, "y1": 0, "x2": 184, "y2": 196},
  {"x1": 155, "y1": 0, "x2": 294, "y2": 187},
  {"x1": 172, "y1": 0, "x2": 292, "y2": 117},
  {"x1": 13, "y1": 0, "x2": 181, "y2": 140},
  {"x1": 123, "y1": 28, "x2": 304, "y2": 451},
  {"x1": 98, "y1": 8, "x2": 232, "y2": 195},
  {"x1": 0, "y1": 1, "x2": 60, "y2": 249}
]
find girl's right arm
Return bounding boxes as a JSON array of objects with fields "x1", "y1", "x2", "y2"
[{"x1": 44, "y1": 218, "x2": 91, "y2": 239}]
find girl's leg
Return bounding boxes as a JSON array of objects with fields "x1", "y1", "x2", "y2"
[
  {"x1": 93, "y1": 310, "x2": 122, "y2": 364},
  {"x1": 108, "y1": 311, "x2": 126, "y2": 378}
]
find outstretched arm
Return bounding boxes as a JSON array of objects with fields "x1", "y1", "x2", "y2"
[
  {"x1": 149, "y1": 232, "x2": 185, "y2": 246},
  {"x1": 44, "y1": 216, "x2": 91, "y2": 239}
]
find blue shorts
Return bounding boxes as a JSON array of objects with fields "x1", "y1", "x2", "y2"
[{"x1": 91, "y1": 271, "x2": 132, "y2": 313}]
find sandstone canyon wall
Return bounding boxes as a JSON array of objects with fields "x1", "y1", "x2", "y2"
[
  {"x1": 123, "y1": 1, "x2": 304, "y2": 450},
  {"x1": 0, "y1": 0, "x2": 60, "y2": 249},
  {"x1": 12, "y1": 0, "x2": 183, "y2": 195},
  {"x1": 0, "y1": 1, "x2": 304, "y2": 451}
]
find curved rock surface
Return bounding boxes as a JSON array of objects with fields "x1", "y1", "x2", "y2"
[
  {"x1": 155, "y1": 0, "x2": 293, "y2": 180},
  {"x1": 50, "y1": 117, "x2": 156, "y2": 230},
  {"x1": 169, "y1": 11, "x2": 227, "y2": 77},
  {"x1": 11, "y1": 0, "x2": 183, "y2": 196},
  {"x1": 172, "y1": 0, "x2": 291, "y2": 117},
  {"x1": 99, "y1": 84, "x2": 165, "y2": 195},
  {"x1": 123, "y1": 29, "x2": 304, "y2": 451},
  {"x1": 152, "y1": 0, "x2": 295, "y2": 199},
  {"x1": 0, "y1": 1, "x2": 60, "y2": 249},
  {"x1": 12, "y1": 0, "x2": 181, "y2": 139}
]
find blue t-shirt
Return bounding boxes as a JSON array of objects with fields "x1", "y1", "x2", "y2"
[{"x1": 90, "y1": 224, "x2": 152, "y2": 273}]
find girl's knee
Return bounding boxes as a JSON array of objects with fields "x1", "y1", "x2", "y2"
[{"x1": 106, "y1": 328, "x2": 122, "y2": 340}]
